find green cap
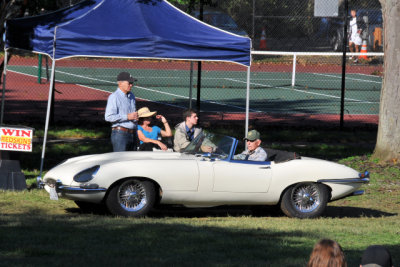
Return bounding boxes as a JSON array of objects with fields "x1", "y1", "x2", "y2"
[{"x1": 244, "y1": 130, "x2": 260, "y2": 141}]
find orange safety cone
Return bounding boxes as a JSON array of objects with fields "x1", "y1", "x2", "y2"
[
  {"x1": 359, "y1": 40, "x2": 368, "y2": 60},
  {"x1": 259, "y1": 28, "x2": 267, "y2": 50}
]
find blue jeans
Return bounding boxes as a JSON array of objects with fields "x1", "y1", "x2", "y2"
[{"x1": 111, "y1": 130, "x2": 137, "y2": 152}]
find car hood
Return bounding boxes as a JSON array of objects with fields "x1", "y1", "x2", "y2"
[
  {"x1": 44, "y1": 151, "x2": 188, "y2": 182},
  {"x1": 61, "y1": 151, "x2": 187, "y2": 165}
]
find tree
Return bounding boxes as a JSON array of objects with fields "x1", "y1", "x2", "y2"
[{"x1": 373, "y1": 0, "x2": 400, "y2": 162}]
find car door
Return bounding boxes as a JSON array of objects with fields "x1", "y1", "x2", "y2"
[{"x1": 212, "y1": 160, "x2": 272, "y2": 193}]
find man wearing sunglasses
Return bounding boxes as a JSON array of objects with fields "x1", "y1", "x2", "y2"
[
  {"x1": 234, "y1": 130, "x2": 267, "y2": 161},
  {"x1": 105, "y1": 72, "x2": 139, "y2": 152}
]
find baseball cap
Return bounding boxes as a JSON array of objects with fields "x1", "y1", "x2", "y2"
[
  {"x1": 244, "y1": 130, "x2": 260, "y2": 141},
  {"x1": 361, "y1": 245, "x2": 393, "y2": 267},
  {"x1": 117, "y1": 72, "x2": 137, "y2": 83}
]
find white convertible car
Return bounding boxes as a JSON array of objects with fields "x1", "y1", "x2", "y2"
[{"x1": 42, "y1": 133, "x2": 369, "y2": 219}]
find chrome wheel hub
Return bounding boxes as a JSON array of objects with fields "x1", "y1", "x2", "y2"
[
  {"x1": 118, "y1": 181, "x2": 147, "y2": 212},
  {"x1": 292, "y1": 184, "x2": 320, "y2": 213}
]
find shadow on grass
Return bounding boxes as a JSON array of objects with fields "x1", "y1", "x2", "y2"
[
  {"x1": 0, "y1": 210, "x2": 318, "y2": 266},
  {"x1": 323, "y1": 206, "x2": 397, "y2": 218},
  {"x1": 66, "y1": 204, "x2": 396, "y2": 219}
]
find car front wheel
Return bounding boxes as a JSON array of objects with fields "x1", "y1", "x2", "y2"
[
  {"x1": 280, "y1": 183, "x2": 329, "y2": 219},
  {"x1": 106, "y1": 179, "x2": 156, "y2": 217}
]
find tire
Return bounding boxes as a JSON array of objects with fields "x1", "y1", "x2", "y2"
[
  {"x1": 106, "y1": 179, "x2": 156, "y2": 217},
  {"x1": 280, "y1": 183, "x2": 329, "y2": 219},
  {"x1": 74, "y1": 200, "x2": 107, "y2": 214}
]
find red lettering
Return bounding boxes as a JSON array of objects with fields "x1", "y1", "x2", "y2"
[
  {"x1": 21, "y1": 130, "x2": 31, "y2": 137},
  {"x1": 1, "y1": 129, "x2": 15, "y2": 136}
]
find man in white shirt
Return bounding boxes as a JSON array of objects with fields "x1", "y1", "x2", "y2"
[{"x1": 349, "y1": 9, "x2": 362, "y2": 63}]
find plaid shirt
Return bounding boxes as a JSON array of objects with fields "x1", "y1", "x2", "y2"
[{"x1": 235, "y1": 146, "x2": 267, "y2": 161}]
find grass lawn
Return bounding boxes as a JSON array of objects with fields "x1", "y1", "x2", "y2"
[{"x1": 1, "y1": 126, "x2": 399, "y2": 266}]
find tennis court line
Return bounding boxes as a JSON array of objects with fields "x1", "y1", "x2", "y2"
[
  {"x1": 225, "y1": 78, "x2": 375, "y2": 104},
  {"x1": 135, "y1": 85, "x2": 262, "y2": 112},
  {"x1": 33, "y1": 67, "x2": 260, "y2": 112},
  {"x1": 312, "y1": 73, "x2": 382, "y2": 84}
]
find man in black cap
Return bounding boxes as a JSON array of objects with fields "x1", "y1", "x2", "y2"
[
  {"x1": 105, "y1": 72, "x2": 139, "y2": 151},
  {"x1": 360, "y1": 245, "x2": 393, "y2": 267}
]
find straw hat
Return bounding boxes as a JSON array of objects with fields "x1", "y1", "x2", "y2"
[{"x1": 138, "y1": 107, "x2": 157, "y2": 118}]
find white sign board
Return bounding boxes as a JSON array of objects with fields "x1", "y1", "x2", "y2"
[
  {"x1": 314, "y1": 0, "x2": 339, "y2": 17},
  {"x1": 0, "y1": 126, "x2": 33, "y2": 152}
]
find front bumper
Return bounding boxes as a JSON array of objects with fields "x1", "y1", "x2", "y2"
[
  {"x1": 43, "y1": 179, "x2": 107, "y2": 194},
  {"x1": 41, "y1": 179, "x2": 107, "y2": 202}
]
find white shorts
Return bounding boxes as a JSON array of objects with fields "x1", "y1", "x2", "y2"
[{"x1": 350, "y1": 33, "x2": 362, "y2": 46}]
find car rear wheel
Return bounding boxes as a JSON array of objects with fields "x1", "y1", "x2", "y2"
[
  {"x1": 106, "y1": 179, "x2": 156, "y2": 217},
  {"x1": 280, "y1": 183, "x2": 329, "y2": 219}
]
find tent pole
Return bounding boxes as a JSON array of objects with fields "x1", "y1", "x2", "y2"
[
  {"x1": 1, "y1": 50, "x2": 8, "y2": 126},
  {"x1": 189, "y1": 62, "x2": 193, "y2": 109},
  {"x1": 245, "y1": 66, "x2": 250, "y2": 137},
  {"x1": 38, "y1": 58, "x2": 56, "y2": 182}
]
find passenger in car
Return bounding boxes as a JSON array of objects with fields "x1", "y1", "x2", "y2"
[
  {"x1": 137, "y1": 107, "x2": 172, "y2": 151},
  {"x1": 174, "y1": 109, "x2": 205, "y2": 152},
  {"x1": 234, "y1": 130, "x2": 267, "y2": 161}
]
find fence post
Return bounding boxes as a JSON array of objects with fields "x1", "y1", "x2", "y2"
[
  {"x1": 38, "y1": 54, "x2": 42, "y2": 84},
  {"x1": 291, "y1": 53, "x2": 297, "y2": 87}
]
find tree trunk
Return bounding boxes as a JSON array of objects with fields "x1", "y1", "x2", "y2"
[{"x1": 373, "y1": 0, "x2": 400, "y2": 162}]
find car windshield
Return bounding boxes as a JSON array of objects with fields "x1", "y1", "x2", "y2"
[{"x1": 182, "y1": 132, "x2": 235, "y2": 160}]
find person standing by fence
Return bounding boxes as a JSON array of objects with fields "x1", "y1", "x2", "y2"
[
  {"x1": 348, "y1": 9, "x2": 364, "y2": 63},
  {"x1": 105, "y1": 72, "x2": 139, "y2": 152}
]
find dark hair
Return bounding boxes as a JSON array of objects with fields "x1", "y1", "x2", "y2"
[
  {"x1": 182, "y1": 109, "x2": 197, "y2": 121},
  {"x1": 308, "y1": 239, "x2": 347, "y2": 267},
  {"x1": 138, "y1": 116, "x2": 152, "y2": 126}
]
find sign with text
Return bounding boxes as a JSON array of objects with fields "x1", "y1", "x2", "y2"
[{"x1": 0, "y1": 126, "x2": 33, "y2": 152}]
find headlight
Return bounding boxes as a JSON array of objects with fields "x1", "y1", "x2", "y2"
[{"x1": 73, "y1": 166, "x2": 100, "y2": 183}]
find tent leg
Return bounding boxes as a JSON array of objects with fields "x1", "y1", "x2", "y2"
[
  {"x1": 245, "y1": 66, "x2": 250, "y2": 138},
  {"x1": 189, "y1": 62, "x2": 194, "y2": 109},
  {"x1": 1, "y1": 50, "x2": 8, "y2": 126},
  {"x1": 37, "y1": 58, "x2": 56, "y2": 184}
]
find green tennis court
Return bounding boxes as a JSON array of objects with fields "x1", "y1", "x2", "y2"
[{"x1": 8, "y1": 64, "x2": 382, "y2": 115}]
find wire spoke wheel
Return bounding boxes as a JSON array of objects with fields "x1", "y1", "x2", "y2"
[
  {"x1": 106, "y1": 179, "x2": 156, "y2": 217},
  {"x1": 281, "y1": 183, "x2": 329, "y2": 218},
  {"x1": 291, "y1": 184, "x2": 321, "y2": 213},
  {"x1": 118, "y1": 180, "x2": 147, "y2": 212}
]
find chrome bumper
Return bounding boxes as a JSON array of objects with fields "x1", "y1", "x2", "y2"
[
  {"x1": 317, "y1": 177, "x2": 369, "y2": 184},
  {"x1": 318, "y1": 171, "x2": 370, "y2": 184},
  {"x1": 43, "y1": 179, "x2": 107, "y2": 194}
]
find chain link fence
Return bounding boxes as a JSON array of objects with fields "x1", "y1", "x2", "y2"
[{"x1": 1, "y1": 0, "x2": 383, "y2": 129}]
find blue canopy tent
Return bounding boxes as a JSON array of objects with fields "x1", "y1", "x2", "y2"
[{"x1": 3, "y1": 0, "x2": 252, "y2": 177}]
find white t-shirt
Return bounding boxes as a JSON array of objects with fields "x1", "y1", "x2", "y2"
[{"x1": 349, "y1": 17, "x2": 362, "y2": 45}]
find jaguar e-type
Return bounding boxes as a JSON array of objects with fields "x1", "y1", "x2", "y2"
[{"x1": 42, "y1": 133, "x2": 369, "y2": 218}]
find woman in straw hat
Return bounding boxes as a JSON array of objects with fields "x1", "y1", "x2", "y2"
[{"x1": 137, "y1": 107, "x2": 172, "y2": 151}]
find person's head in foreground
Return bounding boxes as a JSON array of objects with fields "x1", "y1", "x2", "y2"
[
  {"x1": 244, "y1": 130, "x2": 262, "y2": 152},
  {"x1": 360, "y1": 245, "x2": 393, "y2": 267},
  {"x1": 308, "y1": 239, "x2": 347, "y2": 267}
]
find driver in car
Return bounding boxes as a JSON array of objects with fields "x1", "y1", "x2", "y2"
[{"x1": 234, "y1": 130, "x2": 267, "y2": 161}]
